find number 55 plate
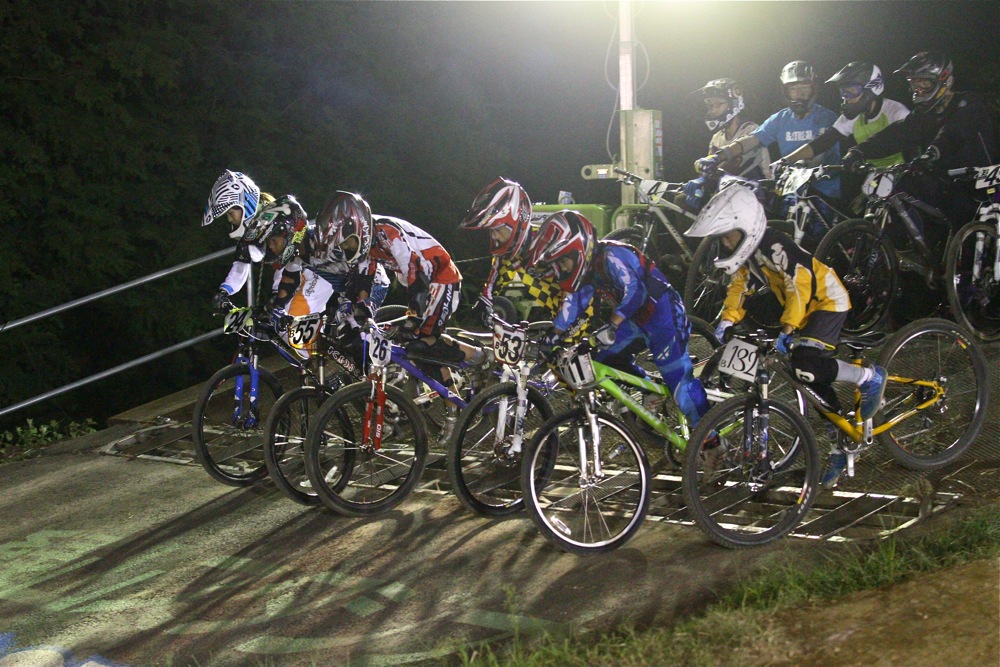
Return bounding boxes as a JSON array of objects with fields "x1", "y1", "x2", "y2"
[{"x1": 717, "y1": 338, "x2": 759, "y2": 382}]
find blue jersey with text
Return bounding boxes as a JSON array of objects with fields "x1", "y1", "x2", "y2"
[{"x1": 754, "y1": 105, "x2": 841, "y2": 198}]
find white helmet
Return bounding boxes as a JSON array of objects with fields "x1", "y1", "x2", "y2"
[
  {"x1": 684, "y1": 184, "x2": 766, "y2": 275},
  {"x1": 202, "y1": 170, "x2": 262, "y2": 239}
]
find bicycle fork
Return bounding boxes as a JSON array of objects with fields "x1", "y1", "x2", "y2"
[
  {"x1": 232, "y1": 353, "x2": 261, "y2": 428},
  {"x1": 362, "y1": 374, "x2": 387, "y2": 450},
  {"x1": 494, "y1": 365, "x2": 533, "y2": 456}
]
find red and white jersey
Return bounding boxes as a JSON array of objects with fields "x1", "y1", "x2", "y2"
[{"x1": 366, "y1": 215, "x2": 461, "y2": 286}]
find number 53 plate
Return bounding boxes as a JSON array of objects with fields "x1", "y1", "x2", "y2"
[{"x1": 717, "y1": 338, "x2": 759, "y2": 382}]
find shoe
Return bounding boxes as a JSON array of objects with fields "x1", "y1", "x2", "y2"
[
  {"x1": 701, "y1": 432, "x2": 726, "y2": 483},
  {"x1": 859, "y1": 366, "x2": 888, "y2": 420},
  {"x1": 821, "y1": 451, "x2": 847, "y2": 488},
  {"x1": 468, "y1": 347, "x2": 488, "y2": 367}
]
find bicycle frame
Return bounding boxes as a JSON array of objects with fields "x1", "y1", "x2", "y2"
[
  {"x1": 611, "y1": 168, "x2": 697, "y2": 263},
  {"x1": 775, "y1": 165, "x2": 851, "y2": 245}
]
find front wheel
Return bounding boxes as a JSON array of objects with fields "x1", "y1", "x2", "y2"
[
  {"x1": 304, "y1": 381, "x2": 428, "y2": 516},
  {"x1": 875, "y1": 317, "x2": 990, "y2": 470},
  {"x1": 521, "y1": 408, "x2": 651, "y2": 555},
  {"x1": 814, "y1": 218, "x2": 897, "y2": 334},
  {"x1": 682, "y1": 395, "x2": 820, "y2": 549},
  {"x1": 192, "y1": 363, "x2": 283, "y2": 486},
  {"x1": 943, "y1": 221, "x2": 1000, "y2": 342},
  {"x1": 684, "y1": 236, "x2": 728, "y2": 324},
  {"x1": 447, "y1": 382, "x2": 553, "y2": 517},
  {"x1": 263, "y1": 385, "x2": 338, "y2": 505}
]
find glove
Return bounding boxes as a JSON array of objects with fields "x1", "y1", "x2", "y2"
[
  {"x1": 694, "y1": 154, "x2": 721, "y2": 175},
  {"x1": 714, "y1": 320, "x2": 734, "y2": 344},
  {"x1": 912, "y1": 145, "x2": 940, "y2": 171},
  {"x1": 353, "y1": 300, "x2": 374, "y2": 324},
  {"x1": 212, "y1": 289, "x2": 233, "y2": 311},
  {"x1": 775, "y1": 331, "x2": 794, "y2": 355},
  {"x1": 270, "y1": 308, "x2": 291, "y2": 333},
  {"x1": 472, "y1": 295, "x2": 494, "y2": 324},
  {"x1": 682, "y1": 176, "x2": 706, "y2": 209},
  {"x1": 592, "y1": 322, "x2": 618, "y2": 347},
  {"x1": 842, "y1": 148, "x2": 866, "y2": 174},
  {"x1": 769, "y1": 158, "x2": 789, "y2": 178},
  {"x1": 396, "y1": 312, "x2": 422, "y2": 340},
  {"x1": 539, "y1": 329, "x2": 563, "y2": 361}
]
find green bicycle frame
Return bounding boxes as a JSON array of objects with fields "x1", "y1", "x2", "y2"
[{"x1": 586, "y1": 359, "x2": 691, "y2": 452}]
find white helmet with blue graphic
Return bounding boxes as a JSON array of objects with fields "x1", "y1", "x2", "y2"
[{"x1": 202, "y1": 170, "x2": 262, "y2": 239}]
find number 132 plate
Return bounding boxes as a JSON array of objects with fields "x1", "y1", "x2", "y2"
[{"x1": 717, "y1": 338, "x2": 759, "y2": 382}]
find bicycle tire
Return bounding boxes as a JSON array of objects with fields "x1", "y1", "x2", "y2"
[
  {"x1": 263, "y1": 385, "x2": 340, "y2": 505},
  {"x1": 814, "y1": 218, "x2": 897, "y2": 334},
  {"x1": 682, "y1": 394, "x2": 820, "y2": 549},
  {"x1": 304, "y1": 380, "x2": 428, "y2": 516},
  {"x1": 192, "y1": 363, "x2": 283, "y2": 486},
  {"x1": 447, "y1": 382, "x2": 553, "y2": 517},
  {"x1": 875, "y1": 317, "x2": 990, "y2": 470},
  {"x1": 683, "y1": 236, "x2": 728, "y2": 324},
  {"x1": 943, "y1": 221, "x2": 1000, "y2": 342},
  {"x1": 521, "y1": 407, "x2": 651, "y2": 555}
]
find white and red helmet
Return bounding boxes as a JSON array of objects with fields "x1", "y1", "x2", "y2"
[
  {"x1": 317, "y1": 191, "x2": 373, "y2": 266},
  {"x1": 526, "y1": 210, "x2": 596, "y2": 293},
  {"x1": 202, "y1": 170, "x2": 262, "y2": 239},
  {"x1": 459, "y1": 177, "x2": 533, "y2": 257}
]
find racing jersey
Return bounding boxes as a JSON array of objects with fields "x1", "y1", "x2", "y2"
[
  {"x1": 363, "y1": 215, "x2": 461, "y2": 286},
  {"x1": 722, "y1": 229, "x2": 850, "y2": 331},
  {"x1": 753, "y1": 104, "x2": 841, "y2": 197},
  {"x1": 803, "y1": 98, "x2": 911, "y2": 168},
  {"x1": 554, "y1": 241, "x2": 672, "y2": 331},
  {"x1": 710, "y1": 120, "x2": 769, "y2": 179},
  {"x1": 855, "y1": 91, "x2": 997, "y2": 172}
]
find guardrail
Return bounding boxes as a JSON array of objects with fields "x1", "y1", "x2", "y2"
[{"x1": 0, "y1": 248, "x2": 238, "y2": 419}]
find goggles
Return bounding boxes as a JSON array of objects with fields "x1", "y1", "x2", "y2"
[{"x1": 839, "y1": 84, "x2": 865, "y2": 100}]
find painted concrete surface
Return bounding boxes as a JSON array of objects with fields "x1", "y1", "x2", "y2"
[{"x1": 0, "y1": 442, "x2": 797, "y2": 667}]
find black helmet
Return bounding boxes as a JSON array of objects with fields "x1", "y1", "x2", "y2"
[
  {"x1": 694, "y1": 78, "x2": 746, "y2": 131},
  {"x1": 827, "y1": 62, "x2": 884, "y2": 120},
  {"x1": 894, "y1": 51, "x2": 954, "y2": 112},
  {"x1": 779, "y1": 60, "x2": 818, "y2": 114}
]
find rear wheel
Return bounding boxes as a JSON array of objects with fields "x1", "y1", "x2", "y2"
[
  {"x1": 522, "y1": 408, "x2": 651, "y2": 555},
  {"x1": 943, "y1": 221, "x2": 1000, "y2": 342},
  {"x1": 875, "y1": 317, "x2": 990, "y2": 470},
  {"x1": 192, "y1": 363, "x2": 282, "y2": 486},
  {"x1": 682, "y1": 395, "x2": 820, "y2": 549},
  {"x1": 814, "y1": 219, "x2": 897, "y2": 334}
]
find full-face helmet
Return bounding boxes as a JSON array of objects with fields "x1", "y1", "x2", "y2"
[
  {"x1": 459, "y1": 177, "x2": 533, "y2": 257},
  {"x1": 780, "y1": 60, "x2": 818, "y2": 114},
  {"x1": 244, "y1": 194, "x2": 308, "y2": 265},
  {"x1": 683, "y1": 184, "x2": 766, "y2": 276},
  {"x1": 202, "y1": 170, "x2": 262, "y2": 239},
  {"x1": 526, "y1": 210, "x2": 595, "y2": 293},
  {"x1": 695, "y1": 78, "x2": 746, "y2": 131},
  {"x1": 895, "y1": 51, "x2": 953, "y2": 112},
  {"x1": 322, "y1": 192, "x2": 373, "y2": 266},
  {"x1": 827, "y1": 62, "x2": 884, "y2": 120}
]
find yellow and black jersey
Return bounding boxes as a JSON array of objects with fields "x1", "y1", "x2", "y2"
[{"x1": 722, "y1": 229, "x2": 850, "y2": 331}]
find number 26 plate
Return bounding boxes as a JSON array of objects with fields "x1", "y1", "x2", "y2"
[{"x1": 717, "y1": 338, "x2": 759, "y2": 382}]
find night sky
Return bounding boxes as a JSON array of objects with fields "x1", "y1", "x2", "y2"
[{"x1": 339, "y1": 1, "x2": 999, "y2": 209}]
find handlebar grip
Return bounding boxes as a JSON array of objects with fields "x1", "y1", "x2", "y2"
[{"x1": 947, "y1": 167, "x2": 970, "y2": 177}]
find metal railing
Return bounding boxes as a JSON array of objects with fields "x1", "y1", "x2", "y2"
[{"x1": 0, "y1": 248, "x2": 236, "y2": 419}]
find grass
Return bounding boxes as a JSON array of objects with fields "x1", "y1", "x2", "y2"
[{"x1": 456, "y1": 502, "x2": 1000, "y2": 667}]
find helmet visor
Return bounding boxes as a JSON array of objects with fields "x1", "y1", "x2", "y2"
[
  {"x1": 908, "y1": 76, "x2": 936, "y2": 95},
  {"x1": 839, "y1": 84, "x2": 865, "y2": 101}
]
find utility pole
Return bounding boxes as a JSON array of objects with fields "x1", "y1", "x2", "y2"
[{"x1": 618, "y1": 0, "x2": 636, "y2": 206}]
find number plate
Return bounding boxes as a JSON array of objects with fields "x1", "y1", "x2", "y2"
[
  {"x1": 223, "y1": 308, "x2": 252, "y2": 335},
  {"x1": 974, "y1": 164, "x2": 1000, "y2": 190},
  {"x1": 493, "y1": 320, "x2": 527, "y2": 365},
  {"x1": 717, "y1": 338, "x2": 759, "y2": 382},
  {"x1": 862, "y1": 172, "x2": 896, "y2": 198},
  {"x1": 365, "y1": 328, "x2": 392, "y2": 367},
  {"x1": 557, "y1": 350, "x2": 596, "y2": 389},
  {"x1": 288, "y1": 313, "x2": 322, "y2": 349}
]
